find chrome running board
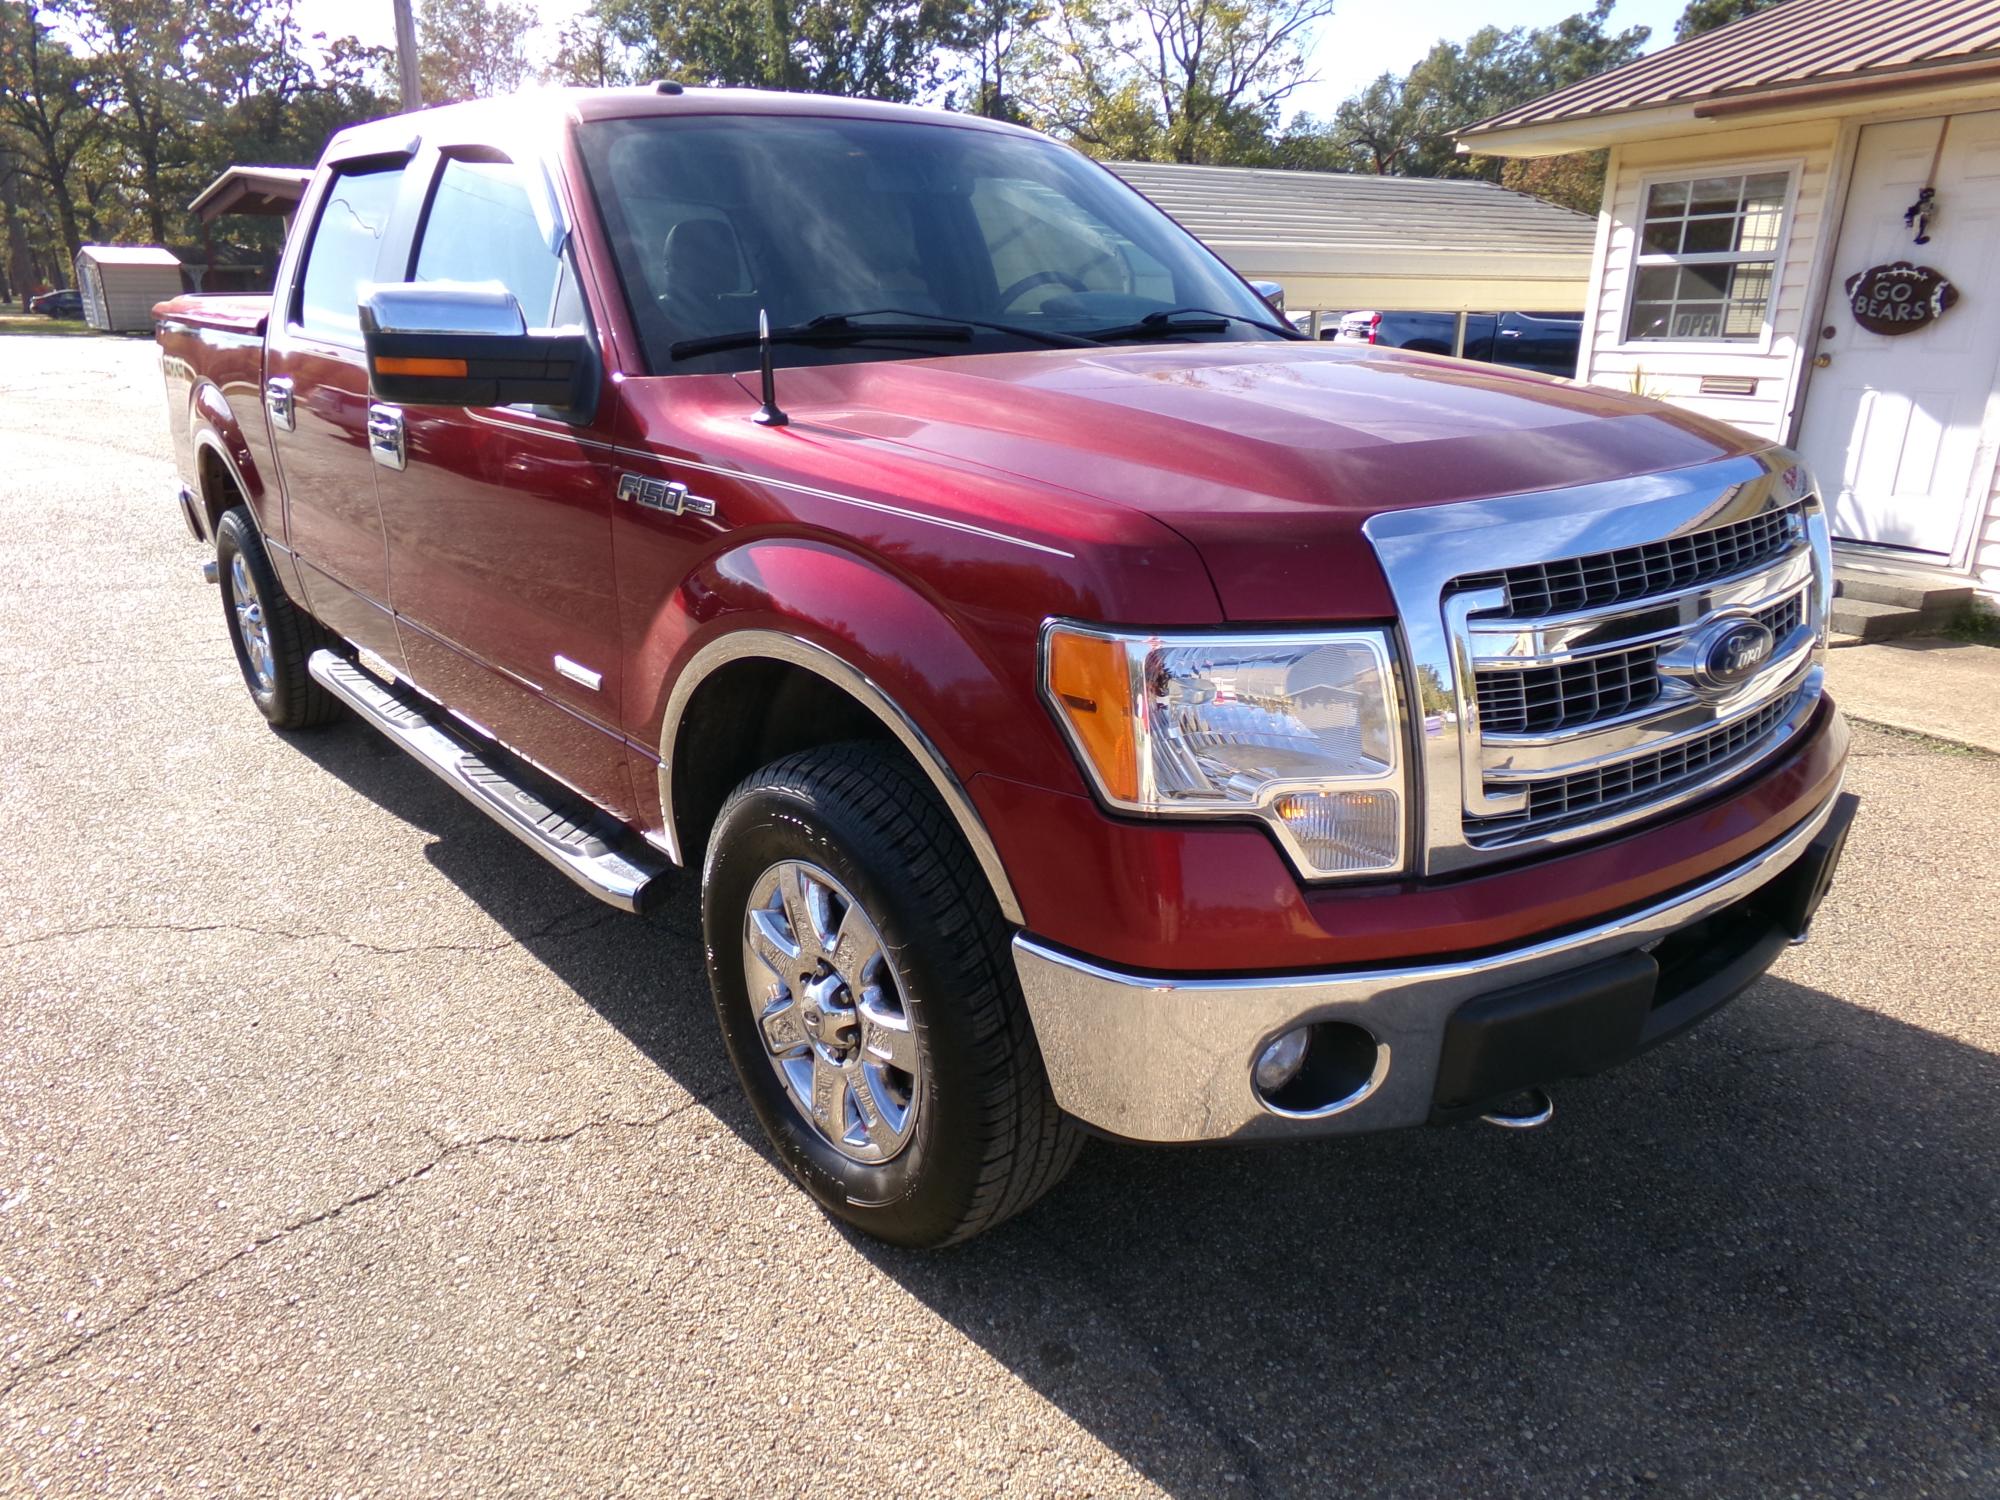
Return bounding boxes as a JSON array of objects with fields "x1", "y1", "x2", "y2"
[{"x1": 307, "y1": 649, "x2": 670, "y2": 913}]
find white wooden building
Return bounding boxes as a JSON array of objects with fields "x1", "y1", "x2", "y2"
[
  {"x1": 74, "y1": 245, "x2": 183, "y2": 334},
  {"x1": 1460, "y1": 0, "x2": 2000, "y2": 602}
]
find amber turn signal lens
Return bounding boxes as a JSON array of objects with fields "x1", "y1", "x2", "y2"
[
  {"x1": 374, "y1": 356, "x2": 468, "y2": 377},
  {"x1": 1045, "y1": 628, "x2": 1140, "y2": 802}
]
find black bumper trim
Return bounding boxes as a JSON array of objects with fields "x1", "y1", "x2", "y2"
[{"x1": 1430, "y1": 791, "x2": 1859, "y2": 1121}]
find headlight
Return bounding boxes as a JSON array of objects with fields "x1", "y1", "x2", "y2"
[{"x1": 1041, "y1": 622, "x2": 1408, "y2": 879}]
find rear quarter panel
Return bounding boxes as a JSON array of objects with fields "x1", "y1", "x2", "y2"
[{"x1": 154, "y1": 296, "x2": 281, "y2": 544}]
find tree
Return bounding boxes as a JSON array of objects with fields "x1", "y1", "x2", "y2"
[
  {"x1": 1319, "y1": 69, "x2": 1446, "y2": 175},
  {"x1": 958, "y1": 0, "x2": 1047, "y2": 119},
  {"x1": 59, "y1": 0, "x2": 274, "y2": 245},
  {"x1": 1499, "y1": 149, "x2": 1610, "y2": 215},
  {"x1": 597, "y1": 0, "x2": 970, "y2": 101},
  {"x1": 0, "y1": 145, "x2": 35, "y2": 296},
  {"x1": 550, "y1": 5, "x2": 640, "y2": 86},
  {"x1": 1676, "y1": 0, "x2": 1784, "y2": 41},
  {"x1": 1312, "y1": 2, "x2": 1648, "y2": 204},
  {"x1": 418, "y1": 0, "x2": 535, "y2": 102},
  {"x1": 0, "y1": 1, "x2": 99, "y2": 267},
  {"x1": 212, "y1": 30, "x2": 394, "y2": 247},
  {"x1": 0, "y1": 0, "x2": 395, "y2": 278},
  {"x1": 1018, "y1": 0, "x2": 1333, "y2": 164}
]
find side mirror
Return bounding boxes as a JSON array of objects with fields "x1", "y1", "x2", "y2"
[
  {"x1": 358, "y1": 281, "x2": 598, "y2": 420},
  {"x1": 1248, "y1": 279, "x2": 1286, "y2": 317}
]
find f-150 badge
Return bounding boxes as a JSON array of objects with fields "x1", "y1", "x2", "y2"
[{"x1": 616, "y1": 473, "x2": 716, "y2": 518}]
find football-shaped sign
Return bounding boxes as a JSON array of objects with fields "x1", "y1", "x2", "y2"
[{"x1": 1846, "y1": 261, "x2": 1957, "y2": 335}]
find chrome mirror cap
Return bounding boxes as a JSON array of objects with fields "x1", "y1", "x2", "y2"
[{"x1": 359, "y1": 280, "x2": 527, "y2": 338}]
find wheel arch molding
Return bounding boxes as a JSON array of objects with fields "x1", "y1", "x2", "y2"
[
  {"x1": 656, "y1": 628, "x2": 1028, "y2": 928},
  {"x1": 188, "y1": 382, "x2": 264, "y2": 532}
]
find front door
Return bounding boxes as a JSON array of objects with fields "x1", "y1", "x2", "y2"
[
  {"x1": 373, "y1": 151, "x2": 635, "y2": 819},
  {"x1": 1798, "y1": 110, "x2": 2000, "y2": 559}
]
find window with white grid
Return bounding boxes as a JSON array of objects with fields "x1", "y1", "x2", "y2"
[{"x1": 1624, "y1": 170, "x2": 1791, "y2": 344}]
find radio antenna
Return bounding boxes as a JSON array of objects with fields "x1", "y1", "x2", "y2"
[{"x1": 752, "y1": 308, "x2": 789, "y2": 427}]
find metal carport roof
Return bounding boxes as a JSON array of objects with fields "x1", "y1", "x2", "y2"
[{"x1": 1104, "y1": 160, "x2": 1597, "y2": 313}]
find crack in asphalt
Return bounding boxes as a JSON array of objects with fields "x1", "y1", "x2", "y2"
[
  {"x1": 0, "y1": 1088, "x2": 724, "y2": 1402},
  {"x1": 0, "y1": 903, "x2": 624, "y2": 960},
  {"x1": 1025, "y1": 1221, "x2": 1280, "y2": 1500}
]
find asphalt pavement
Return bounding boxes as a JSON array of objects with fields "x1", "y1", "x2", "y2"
[{"x1": 0, "y1": 334, "x2": 1993, "y2": 1497}]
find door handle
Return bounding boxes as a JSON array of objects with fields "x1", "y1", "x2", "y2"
[
  {"x1": 367, "y1": 404, "x2": 406, "y2": 471},
  {"x1": 264, "y1": 376, "x2": 295, "y2": 432}
]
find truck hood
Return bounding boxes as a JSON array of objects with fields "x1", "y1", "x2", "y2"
[{"x1": 750, "y1": 342, "x2": 1765, "y2": 620}]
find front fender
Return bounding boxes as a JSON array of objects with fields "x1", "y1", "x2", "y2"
[{"x1": 636, "y1": 538, "x2": 1089, "y2": 926}]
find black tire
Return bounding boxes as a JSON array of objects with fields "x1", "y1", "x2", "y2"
[
  {"x1": 702, "y1": 743, "x2": 1080, "y2": 1247},
  {"x1": 215, "y1": 506, "x2": 339, "y2": 730}
]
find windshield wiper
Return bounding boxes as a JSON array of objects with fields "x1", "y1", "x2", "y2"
[
  {"x1": 670, "y1": 313, "x2": 974, "y2": 361},
  {"x1": 1079, "y1": 307, "x2": 1303, "y2": 344}
]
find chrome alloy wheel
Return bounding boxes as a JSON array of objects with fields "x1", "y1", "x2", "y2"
[
  {"x1": 742, "y1": 860, "x2": 921, "y2": 1164},
  {"x1": 228, "y1": 551, "x2": 275, "y2": 695}
]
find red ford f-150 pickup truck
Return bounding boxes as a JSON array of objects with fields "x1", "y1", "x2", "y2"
[{"x1": 156, "y1": 86, "x2": 1856, "y2": 1247}]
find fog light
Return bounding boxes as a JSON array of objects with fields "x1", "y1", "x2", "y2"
[{"x1": 1253, "y1": 1027, "x2": 1310, "y2": 1093}]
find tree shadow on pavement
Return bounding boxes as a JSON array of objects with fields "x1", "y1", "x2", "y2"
[{"x1": 294, "y1": 721, "x2": 1999, "y2": 1499}]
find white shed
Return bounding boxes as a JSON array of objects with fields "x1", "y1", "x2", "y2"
[
  {"x1": 75, "y1": 245, "x2": 184, "y2": 333},
  {"x1": 1105, "y1": 161, "x2": 1598, "y2": 321}
]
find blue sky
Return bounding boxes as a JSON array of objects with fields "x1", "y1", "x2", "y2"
[{"x1": 295, "y1": 0, "x2": 1689, "y2": 121}]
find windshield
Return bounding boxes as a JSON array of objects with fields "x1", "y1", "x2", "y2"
[{"x1": 574, "y1": 113, "x2": 1291, "y2": 375}]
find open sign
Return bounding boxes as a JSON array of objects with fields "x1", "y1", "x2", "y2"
[{"x1": 1846, "y1": 261, "x2": 1958, "y2": 335}]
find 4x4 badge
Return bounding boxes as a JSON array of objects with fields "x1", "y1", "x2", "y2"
[{"x1": 615, "y1": 472, "x2": 716, "y2": 518}]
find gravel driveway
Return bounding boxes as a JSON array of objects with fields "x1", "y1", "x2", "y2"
[{"x1": 1, "y1": 334, "x2": 1993, "y2": 1497}]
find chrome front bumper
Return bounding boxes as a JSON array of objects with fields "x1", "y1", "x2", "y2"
[{"x1": 1013, "y1": 777, "x2": 1851, "y2": 1144}]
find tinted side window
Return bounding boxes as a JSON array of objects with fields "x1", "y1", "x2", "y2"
[
  {"x1": 413, "y1": 158, "x2": 561, "y2": 325},
  {"x1": 297, "y1": 165, "x2": 405, "y2": 343}
]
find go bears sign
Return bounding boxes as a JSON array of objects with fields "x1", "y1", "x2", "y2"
[{"x1": 1846, "y1": 261, "x2": 1958, "y2": 335}]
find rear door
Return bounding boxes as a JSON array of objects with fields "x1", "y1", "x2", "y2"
[
  {"x1": 371, "y1": 148, "x2": 635, "y2": 817},
  {"x1": 265, "y1": 158, "x2": 411, "y2": 668}
]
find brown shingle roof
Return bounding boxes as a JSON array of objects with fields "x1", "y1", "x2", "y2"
[{"x1": 1462, "y1": 0, "x2": 2000, "y2": 139}]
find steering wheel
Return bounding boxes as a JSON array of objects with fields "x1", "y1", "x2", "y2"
[{"x1": 997, "y1": 270, "x2": 1088, "y2": 313}]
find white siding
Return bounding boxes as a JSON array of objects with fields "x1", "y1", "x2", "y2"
[
  {"x1": 96, "y1": 268, "x2": 183, "y2": 333},
  {"x1": 1584, "y1": 120, "x2": 1842, "y2": 442}
]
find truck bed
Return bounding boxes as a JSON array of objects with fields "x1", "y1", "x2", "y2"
[{"x1": 154, "y1": 292, "x2": 271, "y2": 336}]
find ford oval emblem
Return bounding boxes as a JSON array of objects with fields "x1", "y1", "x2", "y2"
[
  {"x1": 1706, "y1": 620, "x2": 1775, "y2": 686},
  {"x1": 1657, "y1": 615, "x2": 1783, "y2": 699}
]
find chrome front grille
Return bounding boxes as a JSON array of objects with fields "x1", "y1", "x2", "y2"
[
  {"x1": 1472, "y1": 590, "x2": 1807, "y2": 736},
  {"x1": 1466, "y1": 690, "x2": 1802, "y2": 842},
  {"x1": 1459, "y1": 501, "x2": 1804, "y2": 618},
  {"x1": 1362, "y1": 452, "x2": 1831, "y2": 876},
  {"x1": 1475, "y1": 641, "x2": 1659, "y2": 735}
]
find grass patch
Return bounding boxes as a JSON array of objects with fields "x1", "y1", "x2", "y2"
[
  {"x1": 1941, "y1": 601, "x2": 2000, "y2": 646},
  {"x1": 0, "y1": 302, "x2": 98, "y2": 334},
  {"x1": 1854, "y1": 721, "x2": 1996, "y2": 759}
]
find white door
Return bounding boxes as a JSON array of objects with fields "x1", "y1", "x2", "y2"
[{"x1": 1798, "y1": 110, "x2": 2000, "y2": 558}]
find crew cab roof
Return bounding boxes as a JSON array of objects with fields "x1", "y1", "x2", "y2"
[{"x1": 323, "y1": 85, "x2": 1044, "y2": 166}]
